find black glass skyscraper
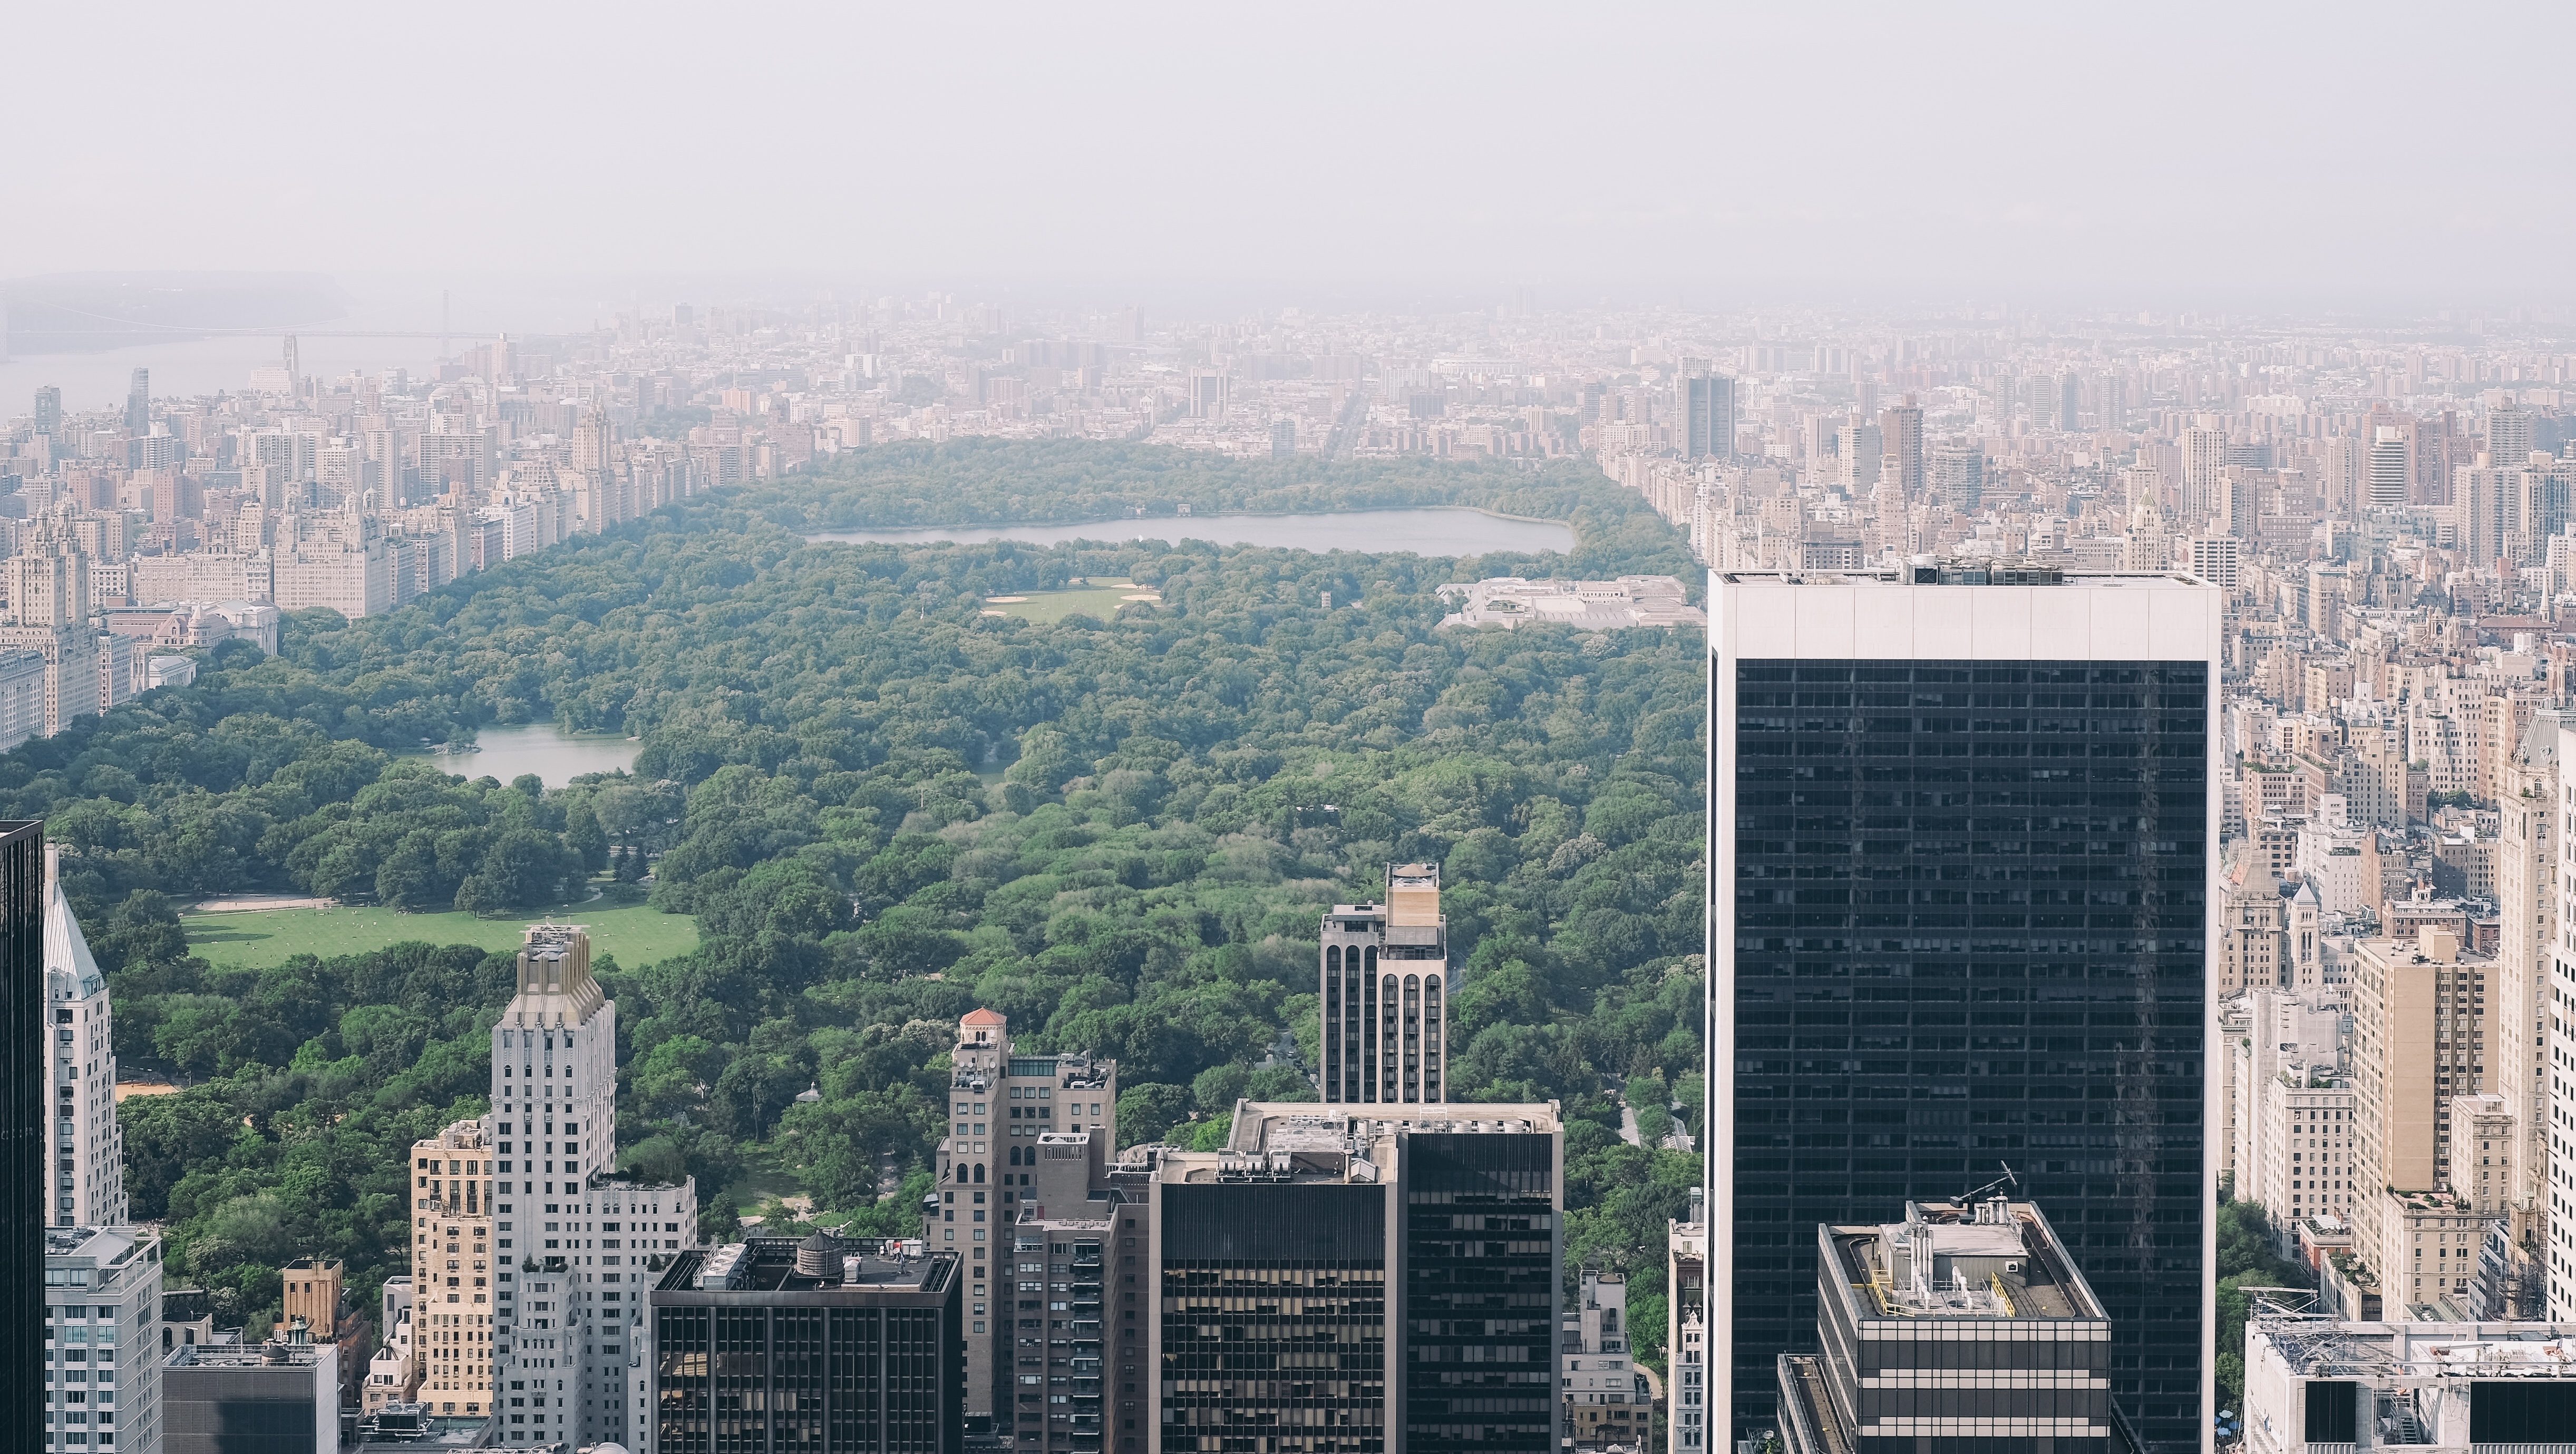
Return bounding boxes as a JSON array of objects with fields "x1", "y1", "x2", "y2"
[
  {"x1": 1707, "y1": 570, "x2": 2215, "y2": 1454},
  {"x1": 1, "y1": 820, "x2": 48, "y2": 1454}
]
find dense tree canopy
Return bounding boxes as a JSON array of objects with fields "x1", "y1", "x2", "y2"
[{"x1": 63, "y1": 441, "x2": 1708, "y2": 1355}]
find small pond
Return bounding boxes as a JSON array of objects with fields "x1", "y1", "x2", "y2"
[{"x1": 415, "y1": 723, "x2": 640, "y2": 786}]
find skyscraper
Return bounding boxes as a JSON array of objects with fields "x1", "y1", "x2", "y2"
[
  {"x1": 1679, "y1": 373, "x2": 1737, "y2": 461},
  {"x1": 1320, "y1": 863, "x2": 1449, "y2": 1106},
  {"x1": 45, "y1": 845, "x2": 124, "y2": 1227},
  {"x1": 0, "y1": 819, "x2": 48, "y2": 1454},
  {"x1": 1877, "y1": 395, "x2": 1922, "y2": 501},
  {"x1": 2367, "y1": 425, "x2": 2413, "y2": 511},
  {"x1": 1708, "y1": 565, "x2": 2217, "y2": 1453},
  {"x1": 484, "y1": 923, "x2": 698, "y2": 1449},
  {"x1": 2490, "y1": 399, "x2": 2535, "y2": 468},
  {"x1": 2058, "y1": 372, "x2": 2082, "y2": 432},
  {"x1": 33, "y1": 386, "x2": 61, "y2": 436},
  {"x1": 125, "y1": 368, "x2": 148, "y2": 434}
]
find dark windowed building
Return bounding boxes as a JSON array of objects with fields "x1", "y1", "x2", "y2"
[
  {"x1": 1708, "y1": 567, "x2": 2217, "y2": 1454},
  {"x1": 2, "y1": 820, "x2": 46, "y2": 1454},
  {"x1": 1150, "y1": 1101, "x2": 1562, "y2": 1453},
  {"x1": 648, "y1": 1236, "x2": 962, "y2": 1453}
]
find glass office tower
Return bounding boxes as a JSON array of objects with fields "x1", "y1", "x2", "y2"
[
  {"x1": 1706, "y1": 567, "x2": 2217, "y2": 1454},
  {"x1": 0, "y1": 819, "x2": 47, "y2": 1454}
]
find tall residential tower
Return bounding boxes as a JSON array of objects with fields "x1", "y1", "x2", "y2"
[{"x1": 1320, "y1": 863, "x2": 1450, "y2": 1106}]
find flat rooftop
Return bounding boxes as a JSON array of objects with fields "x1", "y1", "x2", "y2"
[
  {"x1": 1827, "y1": 1201, "x2": 2102, "y2": 1323},
  {"x1": 658, "y1": 1239, "x2": 956, "y2": 1295},
  {"x1": 1156, "y1": 1102, "x2": 1562, "y2": 1187}
]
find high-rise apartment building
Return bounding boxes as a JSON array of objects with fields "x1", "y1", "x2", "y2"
[
  {"x1": 1, "y1": 819, "x2": 47, "y2": 1454},
  {"x1": 46, "y1": 1224, "x2": 164, "y2": 1454},
  {"x1": 930, "y1": 1008, "x2": 1119, "y2": 1435},
  {"x1": 1667, "y1": 1195, "x2": 1708, "y2": 1454},
  {"x1": 34, "y1": 386, "x2": 62, "y2": 436},
  {"x1": 1925, "y1": 444, "x2": 1982, "y2": 513},
  {"x1": 2351, "y1": 926, "x2": 2492, "y2": 1311},
  {"x1": 2496, "y1": 715, "x2": 2554, "y2": 1241},
  {"x1": 2543, "y1": 718, "x2": 2576, "y2": 1320},
  {"x1": 1834, "y1": 418, "x2": 1880, "y2": 491},
  {"x1": 1679, "y1": 373, "x2": 1736, "y2": 461},
  {"x1": 2368, "y1": 426, "x2": 2413, "y2": 510},
  {"x1": 483, "y1": 922, "x2": 694, "y2": 1449},
  {"x1": 124, "y1": 368, "x2": 148, "y2": 435},
  {"x1": 45, "y1": 845, "x2": 124, "y2": 1227},
  {"x1": 647, "y1": 1238, "x2": 963, "y2": 1453},
  {"x1": 1708, "y1": 565, "x2": 2217, "y2": 1452},
  {"x1": 1, "y1": 539, "x2": 101, "y2": 736},
  {"x1": 1148, "y1": 1100, "x2": 1563, "y2": 1453},
  {"x1": 408, "y1": 1119, "x2": 495, "y2": 1419},
  {"x1": 2489, "y1": 401, "x2": 2535, "y2": 469},
  {"x1": 1319, "y1": 863, "x2": 1449, "y2": 1106},
  {"x1": 1877, "y1": 395, "x2": 1921, "y2": 501}
]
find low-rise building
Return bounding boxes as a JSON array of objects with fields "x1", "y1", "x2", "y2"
[
  {"x1": 2243, "y1": 1316, "x2": 2576, "y2": 1454},
  {"x1": 1777, "y1": 1199, "x2": 2113, "y2": 1454},
  {"x1": 646, "y1": 1236, "x2": 963, "y2": 1453},
  {"x1": 1436, "y1": 575, "x2": 1706, "y2": 630},
  {"x1": 1563, "y1": 1267, "x2": 1647, "y2": 1448},
  {"x1": 1667, "y1": 1195, "x2": 1708, "y2": 1454},
  {"x1": 164, "y1": 1323, "x2": 336, "y2": 1454}
]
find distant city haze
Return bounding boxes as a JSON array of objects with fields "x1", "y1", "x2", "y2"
[{"x1": 5, "y1": 1, "x2": 2572, "y2": 303}]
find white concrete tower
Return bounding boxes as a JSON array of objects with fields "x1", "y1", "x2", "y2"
[
  {"x1": 45, "y1": 844, "x2": 124, "y2": 1229},
  {"x1": 488, "y1": 923, "x2": 616, "y2": 1447}
]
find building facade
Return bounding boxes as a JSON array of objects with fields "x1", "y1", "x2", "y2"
[
  {"x1": 1707, "y1": 567, "x2": 2218, "y2": 1452},
  {"x1": 407, "y1": 1118, "x2": 495, "y2": 1418},
  {"x1": 44, "y1": 845, "x2": 124, "y2": 1228},
  {"x1": 930, "y1": 1007, "x2": 1119, "y2": 1435},
  {"x1": 3, "y1": 821, "x2": 49, "y2": 1454},
  {"x1": 47, "y1": 1224, "x2": 164, "y2": 1454},
  {"x1": 1319, "y1": 864, "x2": 1450, "y2": 1106},
  {"x1": 1149, "y1": 1100, "x2": 1564, "y2": 1454},
  {"x1": 647, "y1": 1238, "x2": 963, "y2": 1454}
]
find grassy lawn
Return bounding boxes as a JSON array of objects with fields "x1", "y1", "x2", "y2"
[
  {"x1": 183, "y1": 897, "x2": 698, "y2": 970},
  {"x1": 982, "y1": 579, "x2": 1161, "y2": 624}
]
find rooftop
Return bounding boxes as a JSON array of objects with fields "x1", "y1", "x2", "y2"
[
  {"x1": 657, "y1": 1236, "x2": 956, "y2": 1297},
  {"x1": 1825, "y1": 1199, "x2": 2103, "y2": 1323}
]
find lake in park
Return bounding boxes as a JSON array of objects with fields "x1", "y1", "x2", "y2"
[
  {"x1": 802, "y1": 507, "x2": 1576, "y2": 555},
  {"x1": 416, "y1": 723, "x2": 640, "y2": 786}
]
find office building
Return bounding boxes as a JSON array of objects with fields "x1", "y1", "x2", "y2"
[
  {"x1": 47, "y1": 1224, "x2": 164, "y2": 1454},
  {"x1": 3, "y1": 821, "x2": 48, "y2": 1454},
  {"x1": 1562, "y1": 1268, "x2": 1646, "y2": 1448},
  {"x1": 34, "y1": 386, "x2": 62, "y2": 435},
  {"x1": 1149, "y1": 1099, "x2": 1563, "y2": 1453},
  {"x1": 407, "y1": 1118, "x2": 495, "y2": 1418},
  {"x1": 1319, "y1": 864, "x2": 1450, "y2": 1106},
  {"x1": 125, "y1": 369, "x2": 148, "y2": 435},
  {"x1": 930, "y1": 1007, "x2": 1117, "y2": 1435},
  {"x1": 2241, "y1": 1317, "x2": 2576, "y2": 1454},
  {"x1": 647, "y1": 1237, "x2": 963, "y2": 1453},
  {"x1": 1679, "y1": 373, "x2": 1736, "y2": 461},
  {"x1": 44, "y1": 844, "x2": 124, "y2": 1227},
  {"x1": 164, "y1": 1323, "x2": 335, "y2": 1454},
  {"x1": 2057, "y1": 372, "x2": 2081, "y2": 432},
  {"x1": 1776, "y1": 1199, "x2": 2113, "y2": 1454},
  {"x1": 1708, "y1": 565, "x2": 2218, "y2": 1452},
  {"x1": 1667, "y1": 1195, "x2": 1707, "y2": 1454},
  {"x1": 485, "y1": 921, "x2": 695, "y2": 1449}
]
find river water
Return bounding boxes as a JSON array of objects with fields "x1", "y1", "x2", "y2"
[{"x1": 802, "y1": 506, "x2": 1574, "y2": 555}]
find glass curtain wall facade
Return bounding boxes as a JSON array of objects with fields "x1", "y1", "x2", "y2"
[
  {"x1": 1708, "y1": 573, "x2": 2216, "y2": 1454},
  {"x1": 1401, "y1": 1134, "x2": 1557, "y2": 1453}
]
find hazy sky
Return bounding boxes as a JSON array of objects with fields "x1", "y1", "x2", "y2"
[{"x1": 7, "y1": 1, "x2": 2573, "y2": 307}]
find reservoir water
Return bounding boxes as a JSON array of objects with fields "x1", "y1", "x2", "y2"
[
  {"x1": 415, "y1": 723, "x2": 641, "y2": 786},
  {"x1": 802, "y1": 506, "x2": 1575, "y2": 555}
]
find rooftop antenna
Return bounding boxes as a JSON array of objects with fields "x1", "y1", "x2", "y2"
[{"x1": 1957, "y1": 1162, "x2": 2019, "y2": 1206}]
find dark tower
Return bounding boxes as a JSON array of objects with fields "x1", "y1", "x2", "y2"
[
  {"x1": 1, "y1": 820, "x2": 49, "y2": 1454},
  {"x1": 125, "y1": 368, "x2": 149, "y2": 434}
]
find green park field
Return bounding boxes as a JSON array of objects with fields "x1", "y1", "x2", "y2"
[
  {"x1": 980, "y1": 579, "x2": 1161, "y2": 623},
  {"x1": 183, "y1": 899, "x2": 698, "y2": 971}
]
